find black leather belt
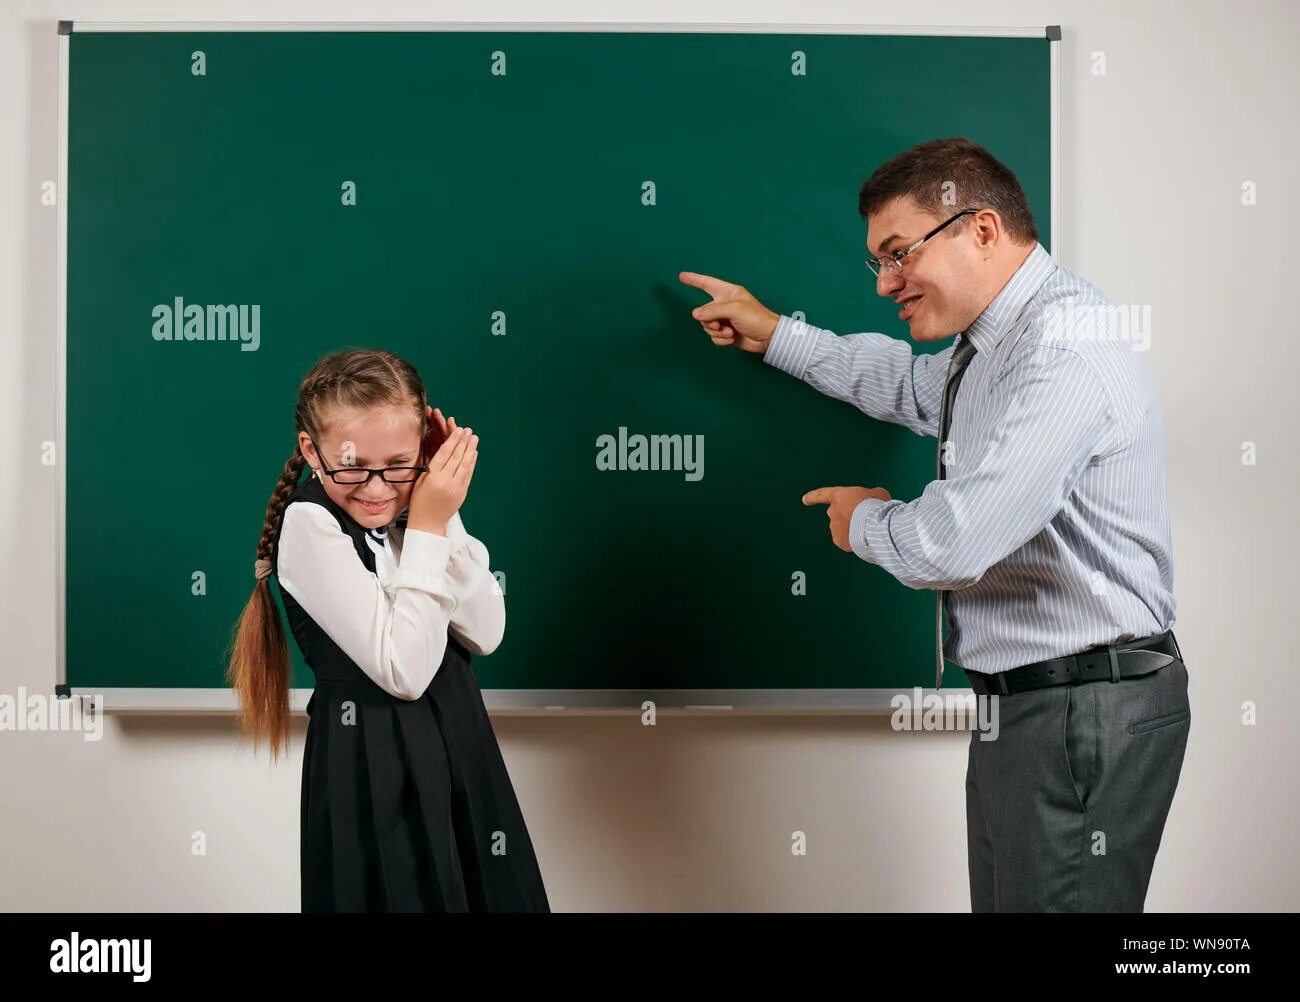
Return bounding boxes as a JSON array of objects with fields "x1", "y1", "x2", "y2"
[{"x1": 963, "y1": 630, "x2": 1182, "y2": 697}]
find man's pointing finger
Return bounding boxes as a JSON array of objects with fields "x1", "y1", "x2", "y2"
[
  {"x1": 803, "y1": 488, "x2": 836, "y2": 506},
  {"x1": 679, "y1": 271, "x2": 733, "y2": 299}
]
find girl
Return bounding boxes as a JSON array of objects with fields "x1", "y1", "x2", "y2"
[{"x1": 226, "y1": 348, "x2": 549, "y2": 913}]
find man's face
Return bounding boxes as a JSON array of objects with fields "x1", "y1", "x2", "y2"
[{"x1": 866, "y1": 196, "x2": 986, "y2": 344}]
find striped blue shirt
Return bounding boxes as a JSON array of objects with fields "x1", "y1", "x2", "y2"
[{"x1": 764, "y1": 243, "x2": 1176, "y2": 673}]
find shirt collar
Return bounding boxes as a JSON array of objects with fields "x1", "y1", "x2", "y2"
[{"x1": 961, "y1": 242, "x2": 1056, "y2": 355}]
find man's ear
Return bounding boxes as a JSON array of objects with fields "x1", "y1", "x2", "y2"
[{"x1": 972, "y1": 208, "x2": 1003, "y2": 250}]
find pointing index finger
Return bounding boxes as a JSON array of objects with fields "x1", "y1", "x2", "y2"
[
  {"x1": 802, "y1": 488, "x2": 835, "y2": 506},
  {"x1": 679, "y1": 271, "x2": 734, "y2": 300}
]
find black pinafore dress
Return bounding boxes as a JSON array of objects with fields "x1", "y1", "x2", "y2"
[{"x1": 270, "y1": 474, "x2": 549, "y2": 913}]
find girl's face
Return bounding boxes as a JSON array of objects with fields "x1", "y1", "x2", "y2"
[{"x1": 298, "y1": 404, "x2": 425, "y2": 529}]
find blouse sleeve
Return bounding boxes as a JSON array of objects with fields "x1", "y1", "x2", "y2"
[
  {"x1": 442, "y1": 512, "x2": 507, "y2": 656},
  {"x1": 275, "y1": 501, "x2": 458, "y2": 701}
]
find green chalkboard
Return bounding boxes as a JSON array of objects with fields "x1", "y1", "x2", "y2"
[{"x1": 63, "y1": 27, "x2": 1053, "y2": 702}]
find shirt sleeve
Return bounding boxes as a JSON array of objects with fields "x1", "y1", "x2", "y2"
[
  {"x1": 275, "y1": 501, "x2": 458, "y2": 701},
  {"x1": 846, "y1": 344, "x2": 1119, "y2": 590},
  {"x1": 441, "y1": 512, "x2": 506, "y2": 656},
  {"x1": 763, "y1": 314, "x2": 951, "y2": 438}
]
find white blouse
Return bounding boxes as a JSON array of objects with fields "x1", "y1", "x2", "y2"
[{"x1": 275, "y1": 503, "x2": 506, "y2": 701}]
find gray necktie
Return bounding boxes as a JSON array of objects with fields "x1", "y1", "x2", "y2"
[{"x1": 935, "y1": 333, "x2": 978, "y2": 688}]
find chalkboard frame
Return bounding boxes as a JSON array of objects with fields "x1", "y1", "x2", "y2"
[{"x1": 56, "y1": 20, "x2": 1061, "y2": 714}]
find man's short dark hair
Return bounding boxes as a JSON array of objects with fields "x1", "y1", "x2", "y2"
[{"x1": 859, "y1": 137, "x2": 1039, "y2": 245}]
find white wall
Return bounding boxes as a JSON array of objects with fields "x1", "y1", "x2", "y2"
[{"x1": 3, "y1": 0, "x2": 1297, "y2": 912}]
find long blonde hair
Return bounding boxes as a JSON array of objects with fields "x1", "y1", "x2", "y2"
[{"x1": 225, "y1": 348, "x2": 429, "y2": 758}]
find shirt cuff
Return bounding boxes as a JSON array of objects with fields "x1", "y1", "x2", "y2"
[
  {"x1": 848, "y1": 497, "x2": 896, "y2": 564},
  {"x1": 391, "y1": 527, "x2": 456, "y2": 597},
  {"x1": 764, "y1": 315, "x2": 825, "y2": 379}
]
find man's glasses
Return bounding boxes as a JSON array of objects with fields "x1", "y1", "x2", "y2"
[
  {"x1": 308, "y1": 434, "x2": 428, "y2": 485},
  {"x1": 865, "y1": 208, "x2": 978, "y2": 278}
]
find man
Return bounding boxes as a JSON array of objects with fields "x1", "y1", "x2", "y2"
[{"x1": 680, "y1": 137, "x2": 1190, "y2": 913}]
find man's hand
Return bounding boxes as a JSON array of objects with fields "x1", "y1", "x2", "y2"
[
  {"x1": 802, "y1": 486, "x2": 892, "y2": 552},
  {"x1": 679, "y1": 272, "x2": 781, "y2": 353}
]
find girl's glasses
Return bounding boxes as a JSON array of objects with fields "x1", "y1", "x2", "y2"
[{"x1": 308, "y1": 434, "x2": 428, "y2": 485}]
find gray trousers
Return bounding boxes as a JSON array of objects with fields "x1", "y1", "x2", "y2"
[{"x1": 966, "y1": 658, "x2": 1190, "y2": 912}]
